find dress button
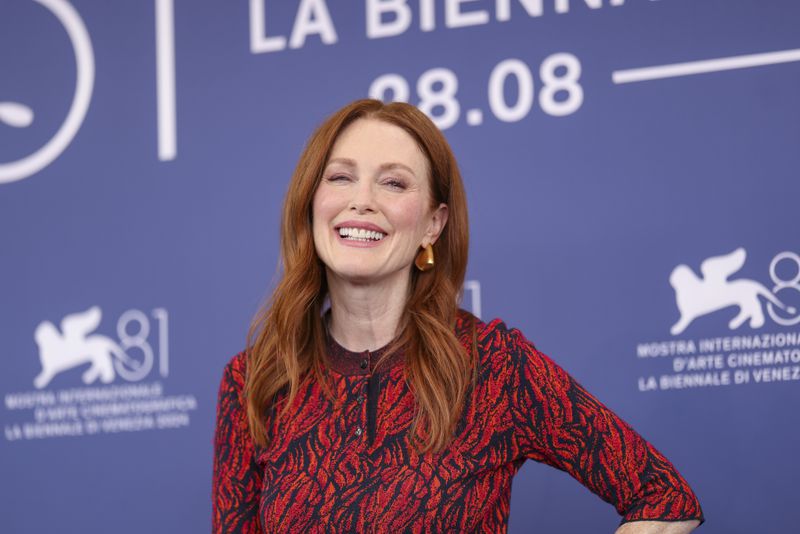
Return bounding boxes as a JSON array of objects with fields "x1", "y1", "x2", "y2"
[
  {"x1": 355, "y1": 426, "x2": 363, "y2": 436},
  {"x1": 360, "y1": 359, "x2": 368, "y2": 370}
]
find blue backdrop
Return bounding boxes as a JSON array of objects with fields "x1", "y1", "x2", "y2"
[{"x1": 2, "y1": 0, "x2": 799, "y2": 532}]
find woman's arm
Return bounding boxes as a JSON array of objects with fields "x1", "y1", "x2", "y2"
[
  {"x1": 212, "y1": 352, "x2": 263, "y2": 534},
  {"x1": 501, "y1": 326, "x2": 704, "y2": 528}
]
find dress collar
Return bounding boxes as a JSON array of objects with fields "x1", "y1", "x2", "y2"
[{"x1": 325, "y1": 331, "x2": 404, "y2": 376}]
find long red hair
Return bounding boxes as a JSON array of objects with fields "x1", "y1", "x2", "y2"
[{"x1": 245, "y1": 99, "x2": 473, "y2": 453}]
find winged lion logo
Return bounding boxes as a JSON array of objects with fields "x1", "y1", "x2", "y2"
[
  {"x1": 669, "y1": 248, "x2": 796, "y2": 335},
  {"x1": 33, "y1": 306, "x2": 140, "y2": 389}
]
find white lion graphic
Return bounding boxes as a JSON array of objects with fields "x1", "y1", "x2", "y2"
[
  {"x1": 669, "y1": 248, "x2": 796, "y2": 335},
  {"x1": 33, "y1": 306, "x2": 137, "y2": 389}
]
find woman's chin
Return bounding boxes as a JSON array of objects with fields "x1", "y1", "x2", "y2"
[
  {"x1": 327, "y1": 264, "x2": 409, "y2": 287},
  {"x1": 334, "y1": 269, "x2": 383, "y2": 285}
]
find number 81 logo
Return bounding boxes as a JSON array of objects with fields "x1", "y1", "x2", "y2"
[{"x1": 115, "y1": 308, "x2": 169, "y2": 381}]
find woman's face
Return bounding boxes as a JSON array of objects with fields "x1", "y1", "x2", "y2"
[{"x1": 312, "y1": 118, "x2": 447, "y2": 286}]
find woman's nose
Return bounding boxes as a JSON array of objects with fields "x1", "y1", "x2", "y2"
[{"x1": 349, "y1": 181, "x2": 376, "y2": 213}]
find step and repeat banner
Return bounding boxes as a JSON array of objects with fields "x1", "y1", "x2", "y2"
[{"x1": 2, "y1": 0, "x2": 798, "y2": 532}]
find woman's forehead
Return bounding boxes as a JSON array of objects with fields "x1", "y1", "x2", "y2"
[{"x1": 328, "y1": 118, "x2": 429, "y2": 177}]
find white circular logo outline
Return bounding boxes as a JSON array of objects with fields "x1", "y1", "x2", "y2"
[
  {"x1": 769, "y1": 251, "x2": 800, "y2": 287},
  {"x1": 767, "y1": 251, "x2": 800, "y2": 326},
  {"x1": 0, "y1": 0, "x2": 95, "y2": 184}
]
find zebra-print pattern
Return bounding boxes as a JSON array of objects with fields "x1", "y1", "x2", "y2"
[{"x1": 212, "y1": 311, "x2": 703, "y2": 532}]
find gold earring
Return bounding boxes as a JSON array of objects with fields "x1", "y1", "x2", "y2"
[{"x1": 415, "y1": 244, "x2": 434, "y2": 272}]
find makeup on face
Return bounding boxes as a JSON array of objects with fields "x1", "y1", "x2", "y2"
[{"x1": 311, "y1": 118, "x2": 436, "y2": 283}]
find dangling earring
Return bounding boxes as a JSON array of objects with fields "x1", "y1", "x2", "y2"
[{"x1": 415, "y1": 244, "x2": 434, "y2": 272}]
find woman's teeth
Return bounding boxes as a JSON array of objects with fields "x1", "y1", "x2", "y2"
[{"x1": 338, "y1": 227, "x2": 385, "y2": 241}]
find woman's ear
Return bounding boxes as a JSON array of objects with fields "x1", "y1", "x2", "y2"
[{"x1": 424, "y1": 203, "x2": 449, "y2": 246}]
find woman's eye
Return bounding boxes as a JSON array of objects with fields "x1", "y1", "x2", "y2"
[
  {"x1": 327, "y1": 174, "x2": 350, "y2": 182},
  {"x1": 383, "y1": 179, "x2": 406, "y2": 190}
]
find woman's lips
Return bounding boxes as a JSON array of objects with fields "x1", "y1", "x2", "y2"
[
  {"x1": 334, "y1": 220, "x2": 388, "y2": 248},
  {"x1": 335, "y1": 229, "x2": 385, "y2": 248},
  {"x1": 334, "y1": 220, "x2": 388, "y2": 234}
]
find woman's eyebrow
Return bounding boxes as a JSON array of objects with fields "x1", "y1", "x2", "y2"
[
  {"x1": 326, "y1": 157, "x2": 356, "y2": 168},
  {"x1": 325, "y1": 158, "x2": 358, "y2": 169},
  {"x1": 378, "y1": 162, "x2": 416, "y2": 177}
]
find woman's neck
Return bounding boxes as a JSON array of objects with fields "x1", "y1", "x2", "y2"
[{"x1": 325, "y1": 269, "x2": 410, "y2": 352}]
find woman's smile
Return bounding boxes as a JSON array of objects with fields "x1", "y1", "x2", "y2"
[{"x1": 334, "y1": 220, "x2": 388, "y2": 247}]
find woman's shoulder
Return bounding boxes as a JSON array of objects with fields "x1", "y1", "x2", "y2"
[
  {"x1": 454, "y1": 311, "x2": 570, "y2": 397},
  {"x1": 218, "y1": 350, "x2": 249, "y2": 398},
  {"x1": 454, "y1": 309, "x2": 539, "y2": 361}
]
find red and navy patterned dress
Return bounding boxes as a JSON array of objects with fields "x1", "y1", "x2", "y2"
[{"x1": 212, "y1": 311, "x2": 703, "y2": 532}]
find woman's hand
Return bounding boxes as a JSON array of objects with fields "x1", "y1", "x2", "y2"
[{"x1": 615, "y1": 520, "x2": 701, "y2": 534}]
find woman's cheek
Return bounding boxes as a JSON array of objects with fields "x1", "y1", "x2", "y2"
[
  {"x1": 393, "y1": 200, "x2": 428, "y2": 234},
  {"x1": 314, "y1": 188, "x2": 346, "y2": 220}
]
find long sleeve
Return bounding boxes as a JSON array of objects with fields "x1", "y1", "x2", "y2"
[
  {"x1": 503, "y1": 327, "x2": 704, "y2": 525},
  {"x1": 212, "y1": 352, "x2": 263, "y2": 533}
]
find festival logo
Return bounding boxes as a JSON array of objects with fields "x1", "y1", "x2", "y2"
[
  {"x1": 3, "y1": 305, "x2": 197, "y2": 442},
  {"x1": 636, "y1": 248, "x2": 800, "y2": 393},
  {"x1": 33, "y1": 306, "x2": 161, "y2": 388},
  {"x1": 0, "y1": 0, "x2": 95, "y2": 184},
  {"x1": 669, "y1": 248, "x2": 799, "y2": 335}
]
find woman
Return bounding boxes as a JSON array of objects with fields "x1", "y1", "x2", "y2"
[{"x1": 212, "y1": 99, "x2": 704, "y2": 533}]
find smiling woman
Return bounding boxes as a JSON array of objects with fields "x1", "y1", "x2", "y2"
[
  {"x1": 312, "y1": 119, "x2": 448, "y2": 288},
  {"x1": 212, "y1": 99, "x2": 704, "y2": 533}
]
